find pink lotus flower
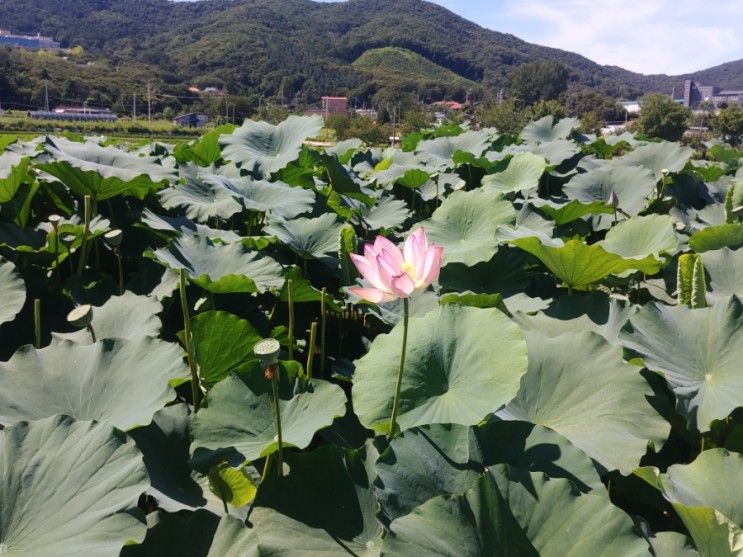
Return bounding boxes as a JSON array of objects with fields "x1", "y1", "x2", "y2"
[{"x1": 349, "y1": 228, "x2": 443, "y2": 303}]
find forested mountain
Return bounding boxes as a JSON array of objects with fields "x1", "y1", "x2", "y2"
[{"x1": 0, "y1": 0, "x2": 741, "y2": 113}]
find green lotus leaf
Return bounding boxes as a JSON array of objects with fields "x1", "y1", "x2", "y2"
[
  {"x1": 620, "y1": 296, "x2": 743, "y2": 431},
  {"x1": 520, "y1": 116, "x2": 579, "y2": 143},
  {"x1": 52, "y1": 291, "x2": 162, "y2": 344},
  {"x1": 173, "y1": 123, "x2": 235, "y2": 166},
  {"x1": 0, "y1": 152, "x2": 30, "y2": 202},
  {"x1": 254, "y1": 444, "x2": 383, "y2": 553},
  {"x1": 0, "y1": 338, "x2": 186, "y2": 430},
  {"x1": 599, "y1": 214, "x2": 681, "y2": 265},
  {"x1": 416, "y1": 188, "x2": 515, "y2": 266},
  {"x1": 38, "y1": 137, "x2": 176, "y2": 200},
  {"x1": 325, "y1": 138, "x2": 363, "y2": 161},
  {"x1": 151, "y1": 234, "x2": 284, "y2": 294},
  {"x1": 513, "y1": 293, "x2": 636, "y2": 345},
  {"x1": 279, "y1": 267, "x2": 342, "y2": 313},
  {"x1": 481, "y1": 152, "x2": 547, "y2": 193},
  {"x1": 203, "y1": 173, "x2": 315, "y2": 219},
  {"x1": 384, "y1": 465, "x2": 651, "y2": 556},
  {"x1": 438, "y1": 247, "x2": 530, "y2": 296},
  {"x1": 220, "y1": 115, "x2": 323, "y2": 176},
  {"x1": 689, "y1": 224, "x2": 743, "y2": 252},
  {"x1": 352, "y1": 305, "x2": 528, "y2": 434},
  {"x1": 128, "y1": 405, "x2": 210, "y2": 513},
  {"x1": 531, "y1": 199, "x2": 615, "y2": 225},
  {"x1": 188, "y1": 310, "x2": 262, "y2": 386},
  {"x1": 141, "y1": 210, "x2": 242, "y2": 243},
  {"x1": 509, "y1": 236, "x2": 659, "y2": 290},
  {"x1": 524, "y1": 138, "x2": 580, "y2": 165},
  {"x1": 264, "y1": 213, "x2": 344, "y2": 261},
  {"x1": 122, "y1": 509, "x2": 220, "y2": 557},
  {"x1": 563, "y1": 165, "x2": 656, "y2": 229},
  {"x1": 158, "y1": 167, "x2": 242, "y2": 223},
  {"x1": 0, "y1": 256, "x2": 26, "y2": 326},
  {"x1": 375, "y1": 421, "x2": 603, "y2": 522},
  {"x1": 190, "y1": 374, "x2": 347, "y2": 469},
  {"x1": 636, "y1": 449, "x2": 743, "y2": 557},
  {"x1": 0, "y1": 415, "x2": 148, "y2": 557},
  {"x1": 499, "y1": 331, "x2": 670, "y2": 473},
  {"x1": 346, "y1": 194, "x2": 410, "y2": 231},
  {"x1": 701, "y1": 248, "x2": 743, "y2": 303},
  {"x1": 416, "y1": 129, "x2": 494, "y2": 167},
  {"x1": 207, "y1": 509, "x2": 378, "y2": 557},
  {"x1": 613, "y1": 141, "x2": 693, "y2": 179},
  {"x1": 648, "y1": 532, "x2": 699, "y2": 557}
]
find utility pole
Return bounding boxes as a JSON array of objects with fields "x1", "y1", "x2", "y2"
[
  {"x1": 147, "y1": 81, "x2": 152, "y2": 123},
  {"x1": 133, "y1": 92, "x2": 137, "y2": 120},
  {"x1": 225, "y1": 98, "x2": 229, "y2": 124},
  {"x1": 44, "y1": 80, "x2": 50, "y2": 112}
]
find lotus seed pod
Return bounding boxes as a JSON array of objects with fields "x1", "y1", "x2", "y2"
[
  {"x1": 60, "y1": 233, "x2": 77, "y2": 247},
  {"x1": 104, "y1": 229, "x2": 123, "y2": 247},
  {"x1": 733, "y1": 206, "x2": 743, "y2": 218},
  {"x1": 48, "y1": 214, "x2": 62, "y2": 227},
  {"x1": 67, "y1": 304, "x2": 93, "y2": 327},
  {"x1": 254, "y1": 338, "x2": 281, "y2": 367},
  {"x1": 674, "y1": 221, "x2": 686, "y2": 232},
  {"x1": 690, "y1": 256, "x2": 708, "y2": 309},
  {"x1": 607, "y1": 191, "x2": 619, "y2": 208},
  {"x1": 661, "y1": 168, "x2": 669, "y2": 176}
]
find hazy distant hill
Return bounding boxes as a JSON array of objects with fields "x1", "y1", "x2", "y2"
[{"x1": 0, "y1": 0, "x2": 740, "y2": 110}]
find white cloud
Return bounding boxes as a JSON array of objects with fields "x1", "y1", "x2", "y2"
[{"x1": 492, "y1": 0, "x2": 743, "y2": 74}]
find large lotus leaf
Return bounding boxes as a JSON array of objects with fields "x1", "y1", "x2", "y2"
[
  {"x1": 188, "y1": 310, "x2": 262, "y2": 386},
  {"x1": 347, "y1": 194, "x2": 410, "y2": 231},
  {"x1": 38, "y1": 137, "x2": 176, "y2": 200},
  {"x1": 689, "y1": 224, "x2": 743, "y2": 252},
  {"x1": 499, "y1": 331, "x2": 670, "y2": 474},
  {"x1": 263, "y1": 213, "x2": 344, "y2": 261},
  {"x1": 513, "y1": 293, "x2": 636, "y2": 345},
  {"x1": 375, "y1": 422, "x2": 603, "y2": 522},
  {"x1": 520, "y1": 116, "x2": 579, "y2": 143},
  {"x1": 0, "y1": 153, "x2": 30, "y2": 202},
  {"x1": 52, "y1": 291, "x2": 162, "y2": 344},
  {"x1": 599, "y1": 214, "x2": 681, "y2": 264},
  {"x1": 203, "y1": 173, "x2": 315, "y2": 219},
  {"x1": 190, "y1": 375, "x2": 347, "y2": 469},
  {"x1": 481, "y1": 152, "x2": 547, "y2": 194},
  {"x1": 158, "y1": 168, "x2": 242, "y2": 223},
  {"x1": 0, "y1": 415, "x2": 148, "y2": 557},
  {"x1": 352, "y1": 305, "x2": 528, "y2": 435},
  {"x1": 207, "y1": 509, "x2": 378, "y2": 557},
  {"x1": 613, "y1": 141, "x2": 693, "y2": 179},
  {"x1": 563, "y1": 166, "x2": 655, "y2": 229},
  {"x1": 509, "y1": 236, "x2": 659, "y2": 290},
  {"x1": 173, "y1": 123, "x2": 235, "y2": 166},
  {"x1": 648, "y1": 532, "x2": 699, "y2": 557},
  {"x1": 129, "y1": 405, "x2": 209, "y2": 512},
  {"x1": 255, "y1": 444, "x2": 383, "y2": 553},
  {"x1": 122, "y1": 509, "x2": 220, "y2": 557},
  {"x1": 0, "y1": 338, "x2": 185, "y2": 430},
  {"x1": 636, "y1": 449, "x2": 743, "y2": 557},
  {"x1": 384, "y1": 465, "x2": 650, "y2": 556},
  {"x1": 531, "y1": 199, "x2": 615, "y2": 225},
  {"x1": 438, "y1": 247, "x2": 530, "y2": 297},
  {"x1": 620, "y1": 296, "x2": 743, "y2": 431},
  {"x1": 701, "y1": 248, "x2": 743, "y2": 303},
  {"x1": 416, "y1": 129, "x2": 493, "y2": 167},
  {"x1": 416, "y1": 188, "x2": 515, "y2": 266},
  {"x1": 151, "y1": 234, "x2": 284, "y2": 294},
  {"x1": 141, "y1": 210, "x2": 242, "y2": 245},
  {"x1": 0, "y1": 256, "x2": 26, "y2": 326},
  {"x1": 220, "y1": 115, "x2": 323, "y2": 176}
]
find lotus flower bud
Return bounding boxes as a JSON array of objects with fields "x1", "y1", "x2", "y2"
[
  {"x1": 104, "y1": 229, "x2": 123, "y2": 247},
  {"x1": 607, "y1": 191, "x2": 619, "y2": 208},
  {"x1": 254, "y1": 338, "x2": 281, "y2": 368},
  {"x1": 67, "y1": 305, "x2": 93, "y2": 327}
]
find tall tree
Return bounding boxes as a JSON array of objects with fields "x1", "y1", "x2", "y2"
[
  {"x1": 636, "y1": 93, "x2": 690, "y2": 141},
  {"x1": 507, "y1": 61, "x2": 569, "y2": 106}
]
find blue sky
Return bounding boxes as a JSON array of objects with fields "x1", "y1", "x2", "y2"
[{"x1": 177, "y1": 0, "x2": 743, "y2": 75}]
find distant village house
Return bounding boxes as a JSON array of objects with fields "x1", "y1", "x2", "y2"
[
  {"x1": 173, "y1": 113, "x2": 209, "y2": 128},
  {"x1": 305, "y1": 96, "x2": 349, "y2": 118},
  {"x1": 29, "y1": 107, "x2": 116, "y2": 122},
  {"x1": 683, "y1": 80, "x2": 742, "y2": 108},
  {"x1": 0, "y1": 30, "x2": 60, "y2": 50}
]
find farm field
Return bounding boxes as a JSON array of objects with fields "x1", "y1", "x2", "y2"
[{"x1": 0, "y1": 114, "x2": 742, "y2": 555}]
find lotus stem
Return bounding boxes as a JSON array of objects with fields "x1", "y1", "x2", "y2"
[
  {"x1": 76, "y1": 195, "x2": 93, "y2": 276},
  {"x1": 87, "y1": 324, "x2": 97, "y2": 343},
  {"x1": 306, "y1": 321, "x2": 318, "y2": 380},
  {"x1": 260, "y1": 453, "x2": 272, "y2": 483},
  {"x1": 33, "y1": 298, "x2": 41, "y2": 348},
  {"x1": 287, "y1": 279, "x2": 294, "y2": 361},
  {"x1": 179, "y1": 269, "x2": 202, "y2": 411},
  {"x1": 115, "y1": 249, "x2": 124, "y2": 295},
  {"x1": 271, "y1": 365, "x2": 284, "y2": 477},
  {"x1": 388, "y1": 298, "x2": 410, "y2": 440},
  {"x1": 320, "y1": 287, "x2": 327, "y2": 377}
]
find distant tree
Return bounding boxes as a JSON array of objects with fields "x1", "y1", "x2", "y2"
[
  {"x1": 565, "y1": 88, "x2": 622, "y2": 121},
  {"x1": 526, "y1": 100, "x2": 565, "y2": 121},
  {"x1": 475, "y1": 100, "x2": 529, "y2": 135},
  {"x1": 579, "y1": 111, "x2": 603, "y2": 134},
  {"x1": 507, "y1": 61, "x2": 569, "y2": 106},
  {"x1": 710, "y1": 105, "x2": 743, "y2": 145},
  {"x1": 401, "y1": 107, "x2": 433, "y2": 134},
  {"x1": 349, "y1": 117, "x2": 390, "y2": 146},
  {"x1": 636, "y1": 94, "x2": 690, "y2": 141},
  {"x1": 326, "y1": 114, "x2": 351, "y2": 140}
]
